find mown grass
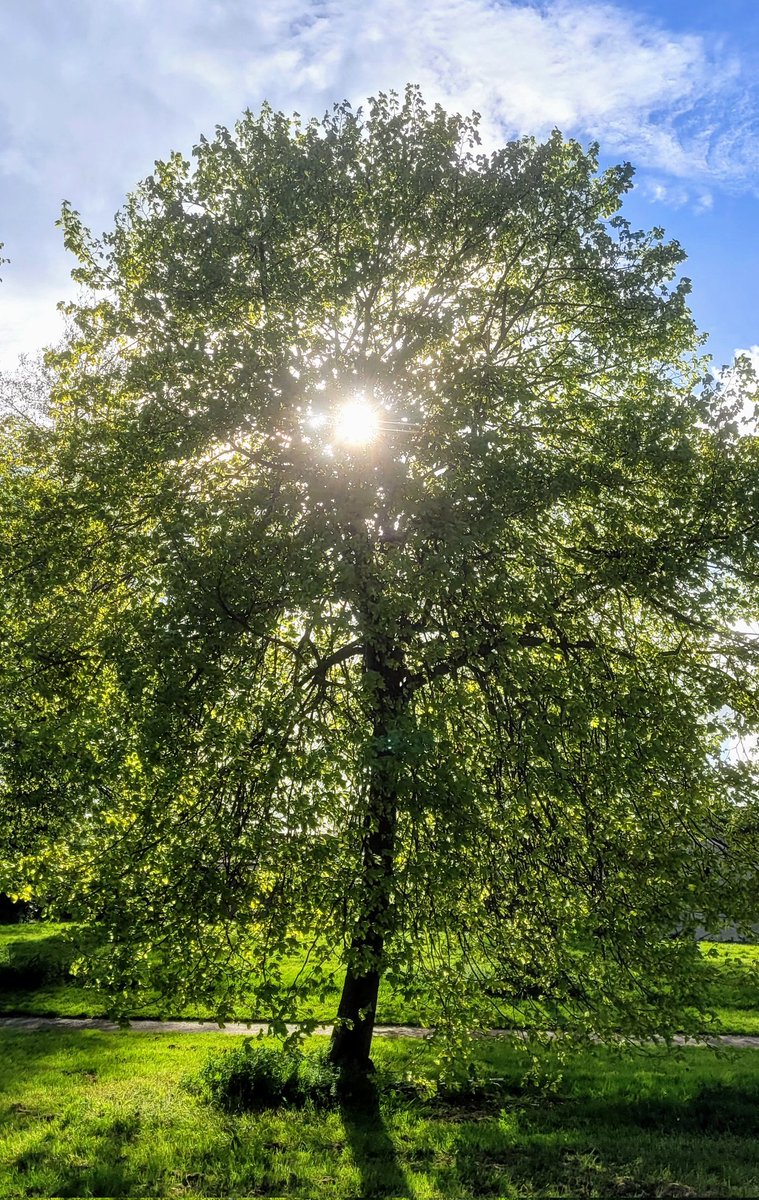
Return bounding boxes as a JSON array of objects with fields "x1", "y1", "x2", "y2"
[
  {"x1": 699, "y1": 943, "x2": 759, "y2": 1035},
  {"x1": 0, "y1": 924, "x2": 462, "y2": 1027},
  {"x1": 2, "y1": 1029, "x2": 759, "y2": 1197},
  {"x1": 2, "y1": 922, "x2": 758, "y2": 1035}
]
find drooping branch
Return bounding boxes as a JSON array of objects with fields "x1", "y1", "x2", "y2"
[{"x1": 405, "y1": 627, "x2": 616, "y2": 693}]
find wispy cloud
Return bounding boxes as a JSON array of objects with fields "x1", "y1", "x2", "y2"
[
  {"x1": 0, "y1": 0, "x2": 757, "y2": 364},
  {"x1": 1, "y1": 0, "x2": 756, "y2": 203},
  {"x1": 639, "y1": 179, "x2": 715, "y2": 214}
]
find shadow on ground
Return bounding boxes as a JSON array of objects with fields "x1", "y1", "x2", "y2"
[
  {"x1": 430, "y1": 1081, "x2": 759, "y2": 1197},
  {"x1": 339, "y1": 1080, "x2": 411, "y2": 1198}
]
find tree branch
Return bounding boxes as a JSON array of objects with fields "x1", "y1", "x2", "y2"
[
  {"x1": 302, "y1": 640, "x2": 364, "y2": 687},
  {"x1": 406, "y1": 629, "x2": 620, "y2": 692}
]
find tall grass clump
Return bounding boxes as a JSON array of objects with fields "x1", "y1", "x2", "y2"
[{"x1": 199, "y1": 1040, "x2": 340, "y2": 1112}]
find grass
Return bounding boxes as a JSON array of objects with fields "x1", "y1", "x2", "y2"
[
  {"x1": 2, "y1": 926, "x2": 759, "y2": 1196},
  {"x1": 698, "y1": 943, "x2": 759, "y2": 1035},
  {"x1": 2, "y1": 1028, "x2": 759, "y2": 1197},
  {"x1": 0, "y1": 924, "x2": 448, "y2": 1027},
  {"x1": 1, "y1": 922, "x2": 758, "y2": 1035}
]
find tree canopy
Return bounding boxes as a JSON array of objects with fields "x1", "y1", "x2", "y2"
[{"x1": 2, "y1": 87, "x2": 759, "y2": 1070}]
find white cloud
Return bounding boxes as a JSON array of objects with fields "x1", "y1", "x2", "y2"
[
  {"x1": 638, "y1": 179, "x2": 715, "y2": 214},
  {"x1": 642, "y1": 180, "x2": 692, "y2": 208},
  {"x1": 0, "y1": 0, "x2": 758, "y2": 362},
  {"x1": 0, "y1": 147, "x2": 40, "y2": 184},
  {"x1": 695, "y1": 191, "x2": 714, "y2": 214},
  {"x1": 0, "y1": 280, "x2": 69, "y2": 370},
  {"x1": 1, "y1": 0, "x2": 756, "y2": 211},
  {"x1": 157, "y1": 0, "x2": 754, "y2": 188}
]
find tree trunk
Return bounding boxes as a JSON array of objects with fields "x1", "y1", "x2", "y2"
[{"x1": 329, "y1": 639, "x2": 405, "y2": 1073}]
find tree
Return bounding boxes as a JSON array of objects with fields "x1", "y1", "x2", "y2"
[{"x1": 2, "y1": 88, "x2": 759, "y2": 1073}]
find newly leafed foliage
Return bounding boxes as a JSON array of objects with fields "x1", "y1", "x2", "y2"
[{"x1": 2, "y1": 88, "x2": 759, "y2": 1067}]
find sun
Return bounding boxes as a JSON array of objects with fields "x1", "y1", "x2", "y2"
[{"x1": 333, "y1": 399, "x2": 379, "y2": 447}]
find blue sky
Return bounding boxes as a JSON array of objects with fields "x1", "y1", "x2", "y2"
[{"x1": 0, "y1": 0, "x2": 757, "y2": 370}]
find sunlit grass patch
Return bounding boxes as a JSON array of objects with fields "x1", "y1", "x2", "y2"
[
  {"x1": 2, "y1": 1029, "x2": 759, "y2": 1196},
  {"x1": 2, "y1": 924, "x2": 759, "y2": 1040}
]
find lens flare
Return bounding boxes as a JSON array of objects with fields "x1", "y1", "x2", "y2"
[{"x1": 333, "y1": 400, "x2": 379, "y2": 446}]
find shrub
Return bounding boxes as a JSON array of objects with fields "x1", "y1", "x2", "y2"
[{"x1": 199, "y1": 1041, "x2": 340, "y2": 1112}]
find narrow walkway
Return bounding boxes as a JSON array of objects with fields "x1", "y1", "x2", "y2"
[{"x1": 2, "y1": 1015, "x2": 759, "y2": 1048}]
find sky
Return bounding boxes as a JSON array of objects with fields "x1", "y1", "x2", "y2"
[{"x1": 0, "y1": 0, "x2": 757, "y2": 371}]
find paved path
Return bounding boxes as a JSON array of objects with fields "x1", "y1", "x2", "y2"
[
  {"x1": 0, "y1": 1017, "x2": 424, "y2": 1038},
  {"x1": 2, "y1": 1016, "x2": 759, "y2": 1047}
]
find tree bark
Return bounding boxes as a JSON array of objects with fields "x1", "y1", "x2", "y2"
[{"x1": 329, "y1": 638, "x2": 406, "y2": 1073}]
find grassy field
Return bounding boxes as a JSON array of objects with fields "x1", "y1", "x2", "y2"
[
  {"x1": 3, "y1": 925, "x2": 759, "y2": 1197},
  {"x1": 1, "y1": 922, "x2": 758, "y2": 1035},
  {"x1": 0, "y1": 922, "x2": 435, "y2": 1026},
  {"x1": 2, "y1": 1029, "x2": 759, "y2": 1197}
]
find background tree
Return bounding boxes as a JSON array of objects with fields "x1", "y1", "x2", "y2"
[{"x1": 2, "y1": 89, "x2": 759, "y2": 1072}]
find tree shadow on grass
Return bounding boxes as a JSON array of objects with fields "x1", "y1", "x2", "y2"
[
  {"x1": 338, "y1": 1079, "x2": 411, "y2": 1199},
  {"x1": 438, "y1": 1083, "x2": 759, "y2": 1198}
]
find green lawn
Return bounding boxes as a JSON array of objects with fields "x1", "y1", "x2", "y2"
[
  {"x1": 2, "y1": 1029, "x2": 759, "y2": 1197},
  {"x1": 3, "y1": 925, "x2": 759, "y2": 1197},
  {"x1": 698, "y1": 942, "x2": 759, "y2": 1035},
  {"x1": 2, "y1": 922, "x2": 758, "y2": 1035},
  {"x1": 0, "y1": 922, "x2": 437, "y2": 1026}
]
